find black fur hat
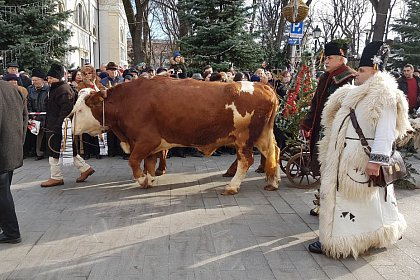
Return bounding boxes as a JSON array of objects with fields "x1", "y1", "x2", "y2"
[
  {"x1": 31, "y1": 68, "x2": 46, "y2": 79},
  {"x1": 359, "y1": 41, "x2": 390, "y2": 71},
  {"x1": 47, "y1": 63, "x2": 64, "y2": 79},
  {"x1": 324, "y1": 41, "x2": 348, "y2": 57}
]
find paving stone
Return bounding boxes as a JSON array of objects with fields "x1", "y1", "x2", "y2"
[{"x1": 1, "y1": 155, "x2": 419, "y2": 280}]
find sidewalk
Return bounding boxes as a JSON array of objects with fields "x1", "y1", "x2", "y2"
[{"x1": 1, "y1": 154, "x2": 420, "y2": 280}]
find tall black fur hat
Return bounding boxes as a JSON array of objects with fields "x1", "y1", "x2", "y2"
[
  {"x1": 47, "y1": 63, "x2": 64, "y2": 79},
  {"x1": 359, "y1": 41, "x2": 390, "y2": 71}
]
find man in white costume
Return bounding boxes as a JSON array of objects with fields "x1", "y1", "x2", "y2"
[{"x1": 308, "y1": 41, "x2": 412, "y2": 259}]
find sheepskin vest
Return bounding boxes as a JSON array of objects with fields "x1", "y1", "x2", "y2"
[{"x1": 318, "y1": 71, "x2": 411, "y2": 200}]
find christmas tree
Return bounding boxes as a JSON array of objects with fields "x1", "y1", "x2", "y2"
[
  {"x1": 177, "y1": 0, "x2": 262, "y2": 72},
  {"x1": 392, "y1": 0, "x2": 420, "y2": 67},
  {"x1": 0, "y1": 0, "x2": 73, "y2": 72}
]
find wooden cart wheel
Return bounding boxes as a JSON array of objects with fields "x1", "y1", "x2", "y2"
[
  {"x1": 285, "y1": 152, "x2": 320, "y2": 189},
  {"x1": 280, "y1": 144, "x2": 301, "y2": 173}
]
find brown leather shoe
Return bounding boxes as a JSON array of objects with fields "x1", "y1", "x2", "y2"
[
  {"x1": 76, "y1": 168, "x2": 95, "y2": 183},
  {"x1": 41, "y1": 179, "x2": 64, "y2": 188}
]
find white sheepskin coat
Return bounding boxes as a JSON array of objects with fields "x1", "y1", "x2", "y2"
[{"x1": 318, "y1": 71, "x2": 412, "y2": 259}]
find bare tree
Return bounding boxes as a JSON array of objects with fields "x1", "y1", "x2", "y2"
[
  {"x1": 369, "y1": 0, "x2": 392, "y2": 41},
  {"x1": 122, "y1": 0, "x2": 151, "y2": 64},
  {"x1": 316, "y1": 0, "x2": 369, "y2": 55},
  {"x1": 384, "y1": 0, "x2": 399, "y2": 40}
]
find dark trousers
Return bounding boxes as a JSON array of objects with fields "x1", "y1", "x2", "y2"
[
  {"x1": 107, "y1": 131, "x2": 122, "y2": 156},
  {"x1": 0, "y1": 171, "x2": 20, "y2": 238},
  {"x1": 82, "y1": 134, "x2": 99, "y2": 156}
]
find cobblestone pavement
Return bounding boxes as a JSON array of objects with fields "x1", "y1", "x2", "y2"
[{"x1": 1, "y1": 154, "x2": 420, "y2": 280}]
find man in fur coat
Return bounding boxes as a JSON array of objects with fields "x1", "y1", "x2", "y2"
[
  {"x1": 301, "y1": 41, "x2": 356, "y2": 216},
  {"x1": 308, "y1": 41, "x2": 411, "y2": 259}
]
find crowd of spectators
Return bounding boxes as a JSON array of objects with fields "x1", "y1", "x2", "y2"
[{"x1": 3, "y1": 50, "x2": 418, "y2": 162}]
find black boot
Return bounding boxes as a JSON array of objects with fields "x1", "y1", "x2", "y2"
[{"x1": 308, "y1": 241, "x2": 323, "y2": 254}]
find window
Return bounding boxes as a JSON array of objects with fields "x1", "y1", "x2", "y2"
[{"x1": 75, "y1": 3, "x2": 87, "y2": 29}]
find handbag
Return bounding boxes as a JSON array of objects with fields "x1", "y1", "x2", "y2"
[{"x1": 349, "y1": 108, "x2": 407, "y2": 187}]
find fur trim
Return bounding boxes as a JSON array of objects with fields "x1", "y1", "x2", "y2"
[
  {"x1": 322, "y1": 214, "x2": 407, "y2": 259},
  {"x1": 170, "y1": 56, "x2": 185, "y2": 65}
]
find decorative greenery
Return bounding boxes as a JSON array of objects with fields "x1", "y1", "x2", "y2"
[{"x1": 275, "y1": 63, "x2": 317, "y2": 145}]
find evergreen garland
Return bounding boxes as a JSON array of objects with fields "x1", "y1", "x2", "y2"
[{"x1": 275, "y1": 63, "x2": 317, "y2": 146}]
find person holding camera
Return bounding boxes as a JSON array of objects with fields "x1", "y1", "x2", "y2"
[{"x1": 169, "y1": 51, "x2": 187, "y2": 79}]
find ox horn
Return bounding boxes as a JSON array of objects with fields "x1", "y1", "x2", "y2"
[{"x1": 100, "y1": 89, "x2": 108, "y2": 99}]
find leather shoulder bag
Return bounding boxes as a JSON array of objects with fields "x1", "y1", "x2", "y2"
[{"x1": 349, "y1": 108, "x2": 407, "y2": 187}]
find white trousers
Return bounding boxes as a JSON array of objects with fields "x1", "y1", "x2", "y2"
[{"x1": 49, "y1": 155, "x2": 91, "y2": 180}]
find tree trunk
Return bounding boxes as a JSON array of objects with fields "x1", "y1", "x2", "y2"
[
  {"x1": 370, "y1": 0, "x2": 391, "y2": 41},
  {"x1": 178, "y1": 0, "x2": 189, "y2": 39},
  {"x1": 274, "y1": 0, "x2": 289, "y2": 50},
  {"x1": 122, "y1": 0, "x2": 145, "y2": 64}
]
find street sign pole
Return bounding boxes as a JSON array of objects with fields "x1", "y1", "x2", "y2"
[
  {"x1": 290, "y1": 45, "x2": 296, "y2": 72},
  {"x1": 289, "y1": 22, "x2": 304, "y2": 72}
]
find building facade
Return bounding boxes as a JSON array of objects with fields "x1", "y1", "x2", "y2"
[{"x1": 64, "y1": 0, "x2": 128, "y2": 69}]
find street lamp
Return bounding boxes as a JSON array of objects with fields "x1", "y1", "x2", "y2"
[{"x1": 313, "y1": 25, "x2": 321, "y2": 53}]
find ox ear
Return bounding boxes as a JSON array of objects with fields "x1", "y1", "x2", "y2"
[{"x1": 85, "y1": 92, "x2": 104, "y2": 108}]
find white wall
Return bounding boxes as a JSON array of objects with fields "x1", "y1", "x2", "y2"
[{"x1": 64, "y1": 0, "x2": 127, "y2": 69}]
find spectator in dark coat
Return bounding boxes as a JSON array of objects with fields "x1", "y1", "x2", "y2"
[
  {"x1": 40, "y1": 64, "x2": 95, "y2": 188},
  {"x1": 3, "y1": 62, "x2": 32, "y2": 89},
  {"x1": 27, "y1": 68, "x2": 49, "y2": 160},
  {"x1": 0, "y1": 80, "x2": 28, "y2": 244},
  {"x1": 169, "y1": 51, "x2": 187, "y2": 79}
]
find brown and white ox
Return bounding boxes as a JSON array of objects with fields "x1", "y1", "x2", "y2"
[{"x1": 71, "y1": 76, "x2": 280, "y2": 195}]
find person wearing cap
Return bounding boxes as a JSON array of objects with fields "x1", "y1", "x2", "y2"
[
  {"x1": 3, "y1": 73, "x2": 28, "y2": 104},
  {"x1": 40, "y1": 63, "x2": 95, "y2": 188},
  {"x1": 301, "y1": 41, "x2": 356, "y2": 217},
  {"x1": 191, "y1": 73, "x2": 204, "y2": 80},
  {"x1": 27, "y1": 69, "x2": 49, "y2": 160},
  {"x1": 169, "y1": 51, "x2": 187, "y2": 79},
  {"x1": 100, "y1": 62, "x2": 123, "y2": 88},
  {"x1": 308, "y1": 41, "x2": 410, "y2": 259},
  {"x1": 4, "y1": 62, "x2": 32, "y2": 88},
  {"x1": 129, "y1": 68, "x2": 139, "y2": 79},
  {"x1": 0, "y1": 80, "x2": 28, "y2": 244}
]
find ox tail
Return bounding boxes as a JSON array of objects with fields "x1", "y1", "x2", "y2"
[{"x1": 263, "y1": 93, "x2": 280, "y2": 189}]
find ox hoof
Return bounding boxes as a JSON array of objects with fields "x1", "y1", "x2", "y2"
[
  {"x1": 155, "y1": 169, "x2": 166, "y2": 176},
  {"x1": 140, "y1": 182, "x2": 153, "y2": 189},
  {"x1": 222, "y1": 172, "x2": 234, "y2": 178},
  {"x1": 221, "y1": 187, "x2": 239, "y2": 195},
  {"x1": 264, "y1": 185, "x2": 278, "y2": 191}
]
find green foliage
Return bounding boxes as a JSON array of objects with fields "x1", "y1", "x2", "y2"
[
  {"x1": 276, "y1": 64, "x2": 316, "y2": 146},
  {"x1": 0, "y1": 0, "x2": 73, "y2": 72},
  {"x1": 177, "y1": 0, "x2": 262, "y2": 72},
  {"x1": 392, "y1": 0, "x2": 420, "y2": 67}
]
